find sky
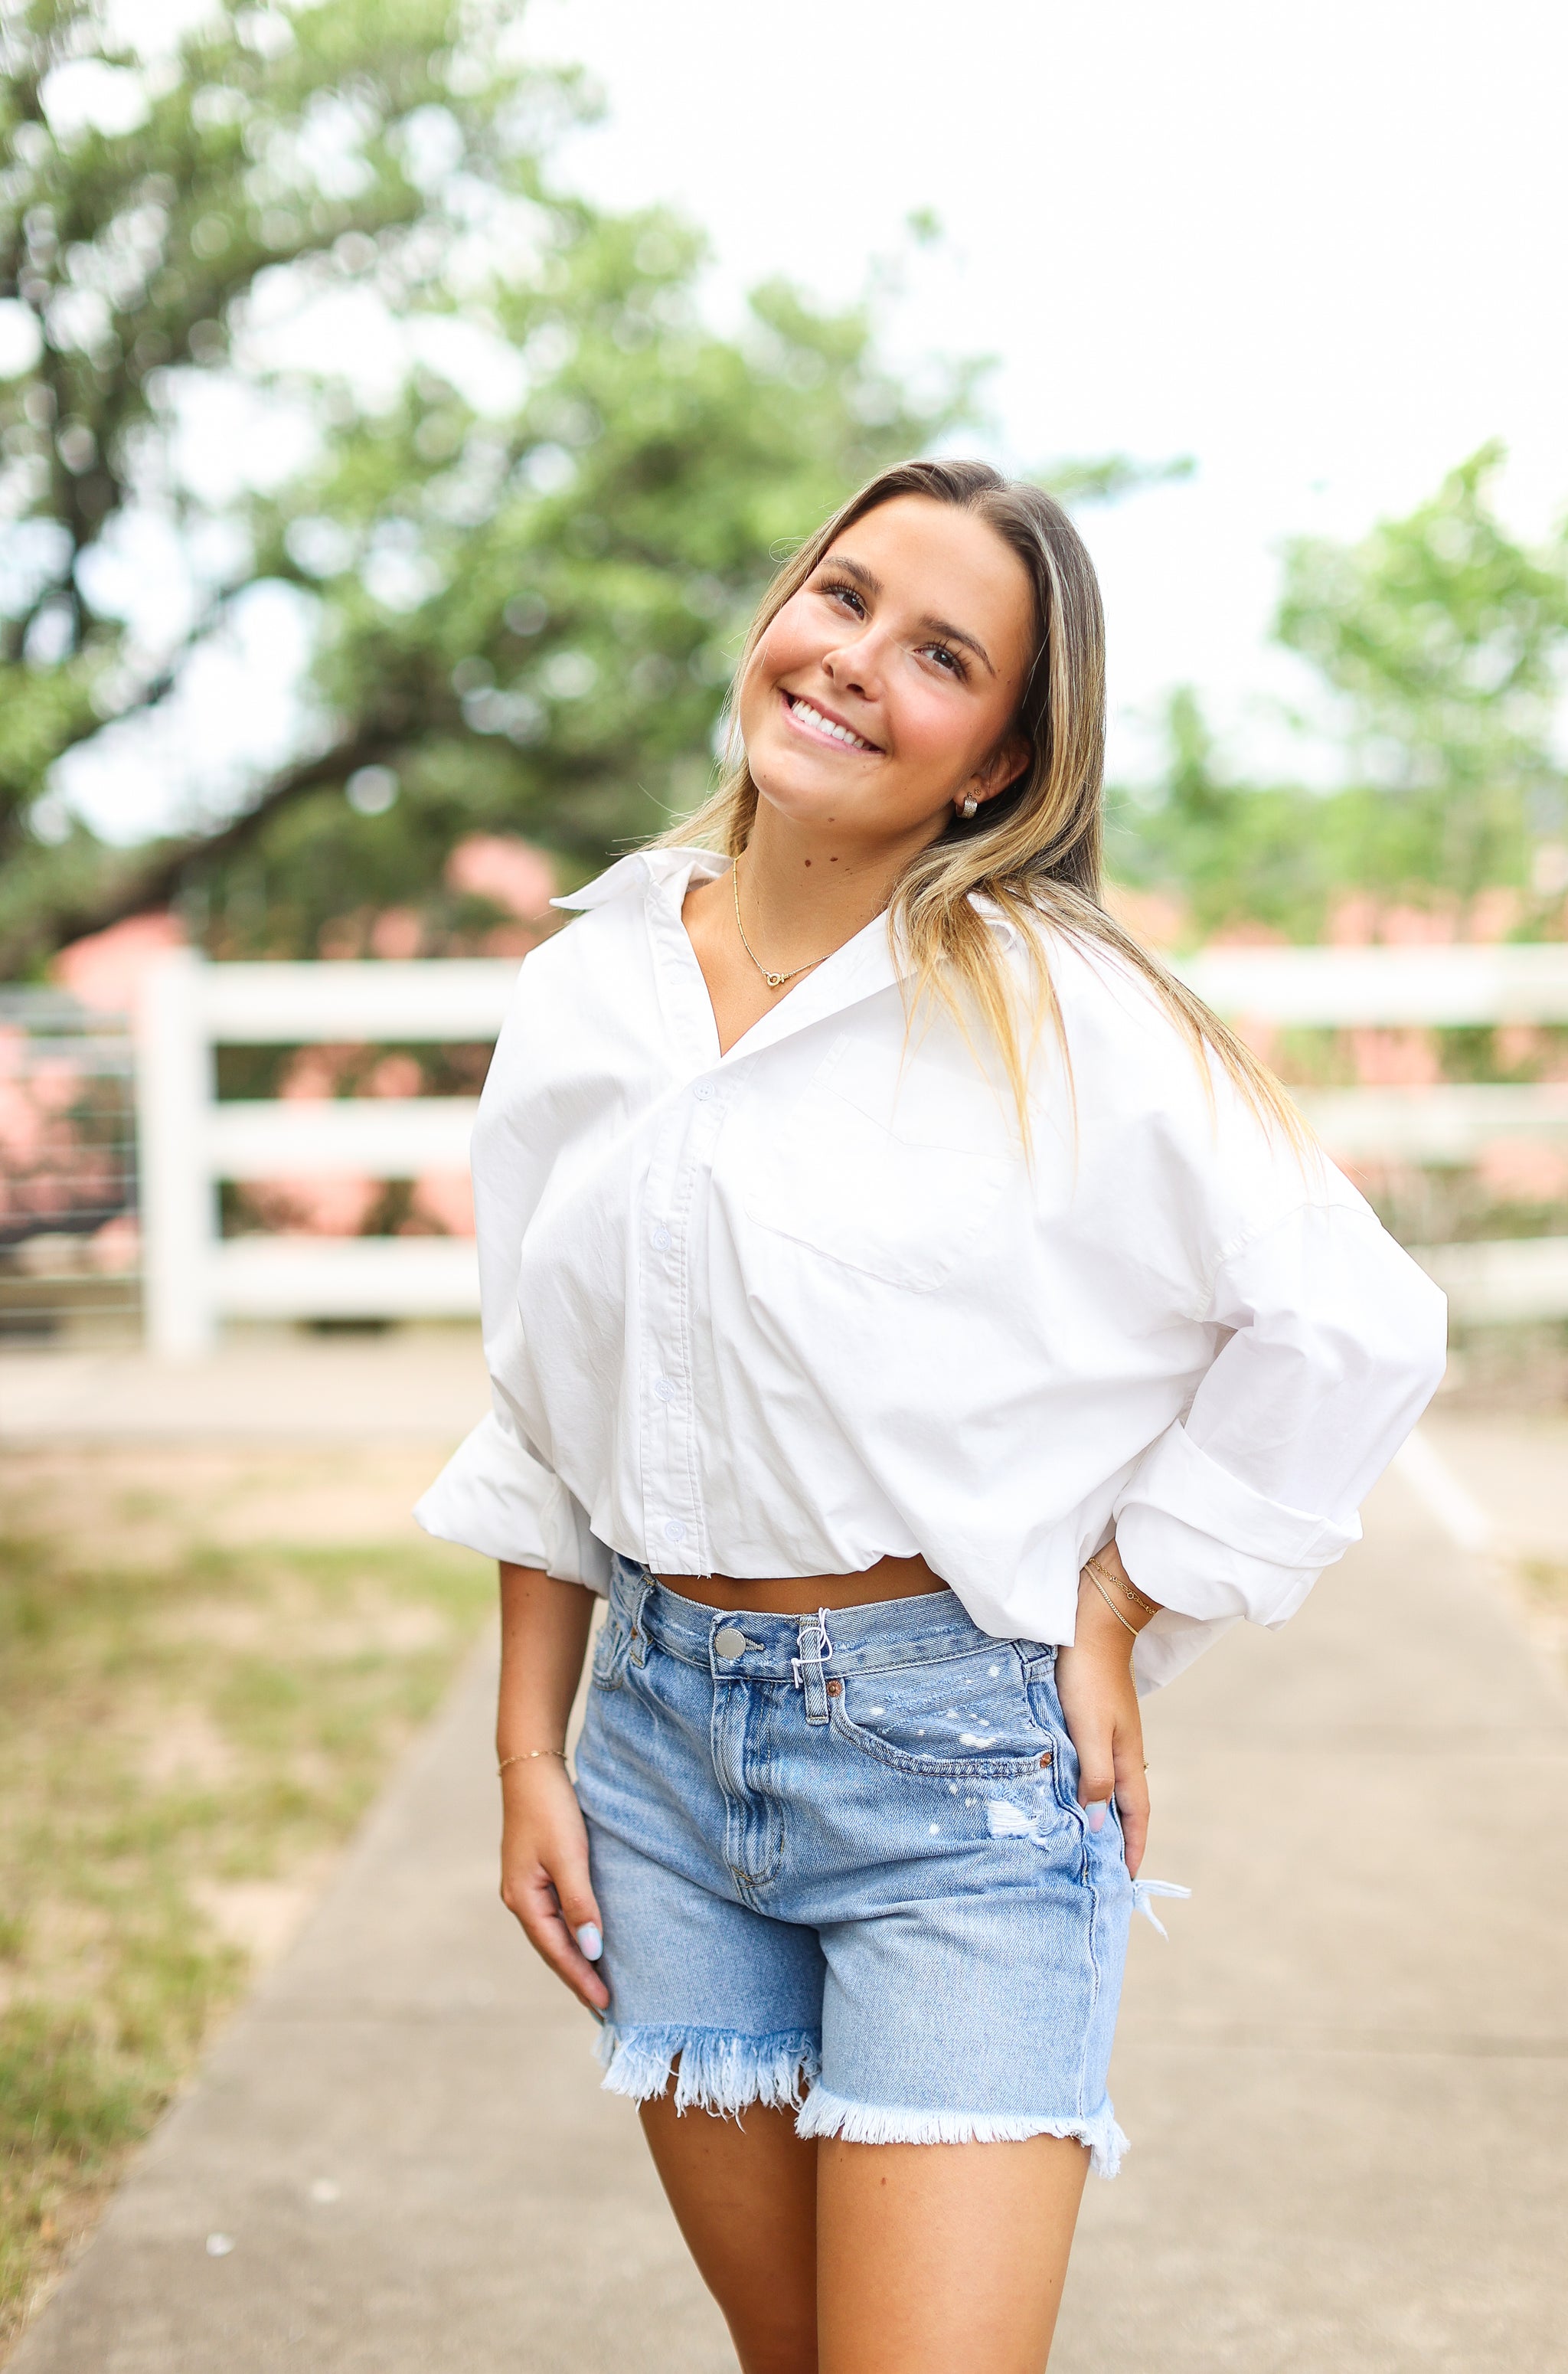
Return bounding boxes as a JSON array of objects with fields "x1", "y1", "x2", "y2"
[
  {"x1": 530, "y1": 0, "x2": 1568, "y2": 793},
  {"x1": 49, "y1": 0, "x2": 1568, "y2": 837}
]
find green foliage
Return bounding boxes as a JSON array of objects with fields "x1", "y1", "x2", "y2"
[
  {"x1": 217, "y1": 225, "x2": 962, "y2": 956},
  {"x1": 18, "y1": 3, "x2": 1548, "y2": 969},
  {"x1": 0, "y1": 0, "x2": 974, "y2": 971},
  {"x1": 1116, "y1": 450, "x2": 1568, "y2": 936},
  {"x1": 1277, "y1": 443, "x2": 1568, "y2": 892},
  {"x1": 0, "y1": 0, "x2": 573, "y2": 965}
]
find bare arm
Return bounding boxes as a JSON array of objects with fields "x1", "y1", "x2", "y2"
[
  {"x1": 495, "y1": 1561, "x2": 609, "y2": 2015},
  {"x1": 1054, "y1": 1539, "x2": 1161, "y2": 1880}
]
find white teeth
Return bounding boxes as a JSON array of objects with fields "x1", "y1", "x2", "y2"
[{"x1": 790, "y1": 696, "x2": 871, "y2": 751}]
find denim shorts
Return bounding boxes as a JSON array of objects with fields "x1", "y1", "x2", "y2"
[{"x1": 574, "y1": 1556, "x2": 1183, "y2": 2176}]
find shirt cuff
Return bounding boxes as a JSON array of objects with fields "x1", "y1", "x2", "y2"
[
  {"x1": 1112, "y1": 1418, "x2": 1360, "y2": 1627},
  {"x1": 413, "y1": 1411, "x2": 612, "y2": 1591}
]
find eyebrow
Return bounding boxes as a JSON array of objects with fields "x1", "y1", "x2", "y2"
[{"x1": 818, "y1": 551, "x2": 997, "y2": 676}]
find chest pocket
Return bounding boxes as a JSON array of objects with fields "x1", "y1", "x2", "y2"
[{"x1": 743, "y1": 1032, "x2": 1017, "y2": 1293}]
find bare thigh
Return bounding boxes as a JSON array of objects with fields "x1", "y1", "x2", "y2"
[
  {"x1": 817, "y1": 2133, "x2": 1088, "y2": 2374},
  {"x1": 638, "y1": 2096, "x2": 1087, "y2": 2374},
  {"x1": 639, "y1": 2094, "x2": 819, "y2": 2374}
]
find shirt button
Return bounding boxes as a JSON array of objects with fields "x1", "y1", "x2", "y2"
[
  {"x1": 651, "y1": 1225, "x2": 672, "y2": 1251},
  {"x1": 653, "y1": 1377, "x2": 676, "y2": 1402},
  {"x1": 662, "y1": 1519, "x2": 687, "y2": 1545},
  {"x1": 693, "y1": 1082, "x2": 715, "y2": 1101},
  {"x1": 714, "y1": 1625, "x2": 747, "y2": 1659}
]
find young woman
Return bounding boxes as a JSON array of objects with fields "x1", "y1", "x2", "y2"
[{"x1": 416, "y1": 459, "x2": 1446, "y2": 2373}]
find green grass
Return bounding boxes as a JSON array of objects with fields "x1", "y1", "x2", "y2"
[{"x1": 0, "y1": 1479, "x2": 489, "y2": 2352}]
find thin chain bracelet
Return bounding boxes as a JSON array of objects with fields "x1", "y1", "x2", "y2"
[
  {"x1": 1083, "y1": 1567, "x2": 1138, "y2": 1637},
  {"x1": 1086, "y1": 1553, "x2": 1159, "y2": 1620},
  {"x1": 497, "y1": 1748, "x2": 568, "y2": 1776}
]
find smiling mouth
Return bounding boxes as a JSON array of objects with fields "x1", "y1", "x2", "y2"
[{"x1": 782, "y1": 690, "x2": 880, "y2": 754}]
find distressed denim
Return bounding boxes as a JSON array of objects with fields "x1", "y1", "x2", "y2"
[{"x1": 574, "y1": 1555, "x2": 1186, "y2": 2176}]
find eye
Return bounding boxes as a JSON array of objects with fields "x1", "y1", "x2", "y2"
[
  {"x1": 818, "y1": 576, "x2": 866, "y2": 617},
  {"x1": 921, "y1": 640, "x2": 968, "y2": 680}
]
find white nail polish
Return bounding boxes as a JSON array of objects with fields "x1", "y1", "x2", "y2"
[
  {"x1": 1085, "y1": 1800, "x2": 1109, "y2": 1833},
  {"x1": 575, "y1": 1921, "x2": 603, "y2": 1961}
]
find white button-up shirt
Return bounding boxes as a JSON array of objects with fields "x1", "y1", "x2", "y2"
[{"x1": 415, "y1": 849, "x2": 1446, "y2": 1689}]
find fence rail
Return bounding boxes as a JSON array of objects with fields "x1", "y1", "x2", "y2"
[
  {"x1": 131, "y1": 946, "x2": 1568, "y2": 1357},
  {"x1": 207, "y1": 1097, "x2": 480, "y2": 1177},
  {"x1": 1172, "y1": 941, "x2": 1568, "y2": 1022}
]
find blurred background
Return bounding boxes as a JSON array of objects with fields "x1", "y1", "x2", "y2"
[
  {"x1": 3, "y1": 0, "x2": 1566, "y2": 2360},
  {"x1": 4, "y1": 0, "x2": 1568, "y2": 1362}
]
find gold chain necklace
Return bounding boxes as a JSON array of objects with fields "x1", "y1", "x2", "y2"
[{"x1": 731, "y1": 858, "x2": 828, "y2": 992}]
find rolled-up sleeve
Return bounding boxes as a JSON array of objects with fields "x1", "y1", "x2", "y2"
[
  {"x1": 1113, "y1": 1197, "x2": 1447, "y2": 1687},
  {"x1": 413, "y1": 1404, "x2": 612, "y2": 1591}
]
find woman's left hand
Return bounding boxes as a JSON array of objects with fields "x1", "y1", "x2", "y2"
[{"x1": 1054, "y1": 1545, "x2": 1156, "y2": 1879}]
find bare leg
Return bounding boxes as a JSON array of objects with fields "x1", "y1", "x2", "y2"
[
  {"x1": 816, "y1": 2134, "x2": 1089, "y2": 2374},
  {"x1": 639, "y1": 2093, "x2": 819, "y2": 2374}
]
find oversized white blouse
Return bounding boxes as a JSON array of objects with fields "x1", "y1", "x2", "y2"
[{"x1": 415, "y1": 848, "x2": 1447, "y2": 1691}]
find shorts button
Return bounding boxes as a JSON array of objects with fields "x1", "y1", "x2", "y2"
[
  {"x1": 826, "y1": 1678, "x2": 843, "y2": 1697},
  {"x1": 714, "y1": 1625, "x2": 747, "y2": 1659},
  {"x1": 662, "y1": 1519, "x2": 687, "y2": 1545}
]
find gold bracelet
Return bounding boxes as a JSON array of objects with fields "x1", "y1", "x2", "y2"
[
  {"x1": 497, "y1": 1748, "x2": 568, "y2": 1775},
  {"x1": 1086, "y1": 1553, "x2": 1159, "y2": 1620},
  {"x1": 1083, "y1": 1567, "x2": 1138, "y2": 1637}
]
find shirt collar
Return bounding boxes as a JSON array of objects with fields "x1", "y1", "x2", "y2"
[
  {"x1": 551, "y1": 844, "x2": 1021, "y2": 1064},
  {"x1": 549, "y1": 846, "x2": 717, "y2": 912}
]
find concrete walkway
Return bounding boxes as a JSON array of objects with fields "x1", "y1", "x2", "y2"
[
  {"x1": 14, "y1": 1444, "x2": 1568, "y2": 2372},
  {"x1": 0, "y1": 1327, "x2": 491, "y2": 1444}
]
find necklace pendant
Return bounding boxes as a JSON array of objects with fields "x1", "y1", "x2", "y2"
[{"x1": 766, "y1": 972, "x2": 784, "y2": 989}]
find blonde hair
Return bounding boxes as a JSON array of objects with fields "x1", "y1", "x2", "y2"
[{"x1": 656, "y1": 457, "x2": 1305, "y2": 1149}]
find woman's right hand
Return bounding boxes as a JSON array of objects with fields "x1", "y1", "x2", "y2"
[{"x1": 499, "y1": 1760, "x2": 610, "y2": 2015}]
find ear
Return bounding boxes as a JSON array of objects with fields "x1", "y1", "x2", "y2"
[{"x1": 969, "y1": 731, "x2": 1032, "y2": 806}]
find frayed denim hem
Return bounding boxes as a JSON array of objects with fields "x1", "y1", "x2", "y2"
[
  {"x1": 596, "y1": 2022, "x2": 822, "y2": 2118},
  {"x1": 795, "y1": 2085, "x2": 1130, "y2": 2179}
]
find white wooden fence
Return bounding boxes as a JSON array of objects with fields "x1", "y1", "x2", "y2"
[
  {"x1": 136, "y1": 950, "x2": 510, "y2": 1356},
  {"x1": 135, "y1": 943, "x2": 1568, "y2": 1357}
]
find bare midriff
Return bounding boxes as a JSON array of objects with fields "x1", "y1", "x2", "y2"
[{"x1": 652, "y1": 1551, "x2": 949, "y2": 1617}]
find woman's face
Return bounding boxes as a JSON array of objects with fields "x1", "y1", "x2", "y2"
[{"x1": 738, "y1": 494, "x2": 1035, "y2": 851}]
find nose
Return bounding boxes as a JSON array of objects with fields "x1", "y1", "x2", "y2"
[{"x1": 822, "y1": 620, "x2": 880, "y2": 701}]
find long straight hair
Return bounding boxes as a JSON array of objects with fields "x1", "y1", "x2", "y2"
[{"x1": 655, "y1": 458, "x2": 1304, "y2": 1149}]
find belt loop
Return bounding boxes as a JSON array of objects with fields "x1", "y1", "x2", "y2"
[{"x1": 794, "y1": 1607, "x2": 833, "y2": 1725}]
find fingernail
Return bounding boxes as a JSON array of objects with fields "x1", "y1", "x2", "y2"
[
  {"x1": 575, "y1": 1921, "x2": 603, "y2": 1962},
  {"x1": 1085, "y1": 1800, "x2": 1108, "y2": 1833}
]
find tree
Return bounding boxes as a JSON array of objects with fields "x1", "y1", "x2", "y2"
[
  {"x1": 0, "y1": 0, "x2": 599, "y2": 969},
  {"x1": 1276, "y1": 443, "x2": 1568, "y2": 896},
  {"x1": 210, "y1": 252, "x2": 970, "y2": 962},
  {"x1": 1113, "y1": 448, "x2": 1568, "y2": 938},
  {"x1": 1, "y1": 0, "x2": 993, "y2": 974}
]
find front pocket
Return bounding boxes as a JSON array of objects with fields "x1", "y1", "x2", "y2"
[
  {"x1": 828, "y1": 1650, "x2": 1054, "y2": 1781},
  {"x1": 831, "y1": 1696, "x2": 1054, "y2": 1781},
  {"x1": 743, "y1": 1035, "x2": 1016, "y2": 1293}
]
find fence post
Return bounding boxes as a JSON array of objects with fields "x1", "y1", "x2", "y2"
[{"x1": 136, "y1": 950, "x2": 216, "y2": 1358}]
